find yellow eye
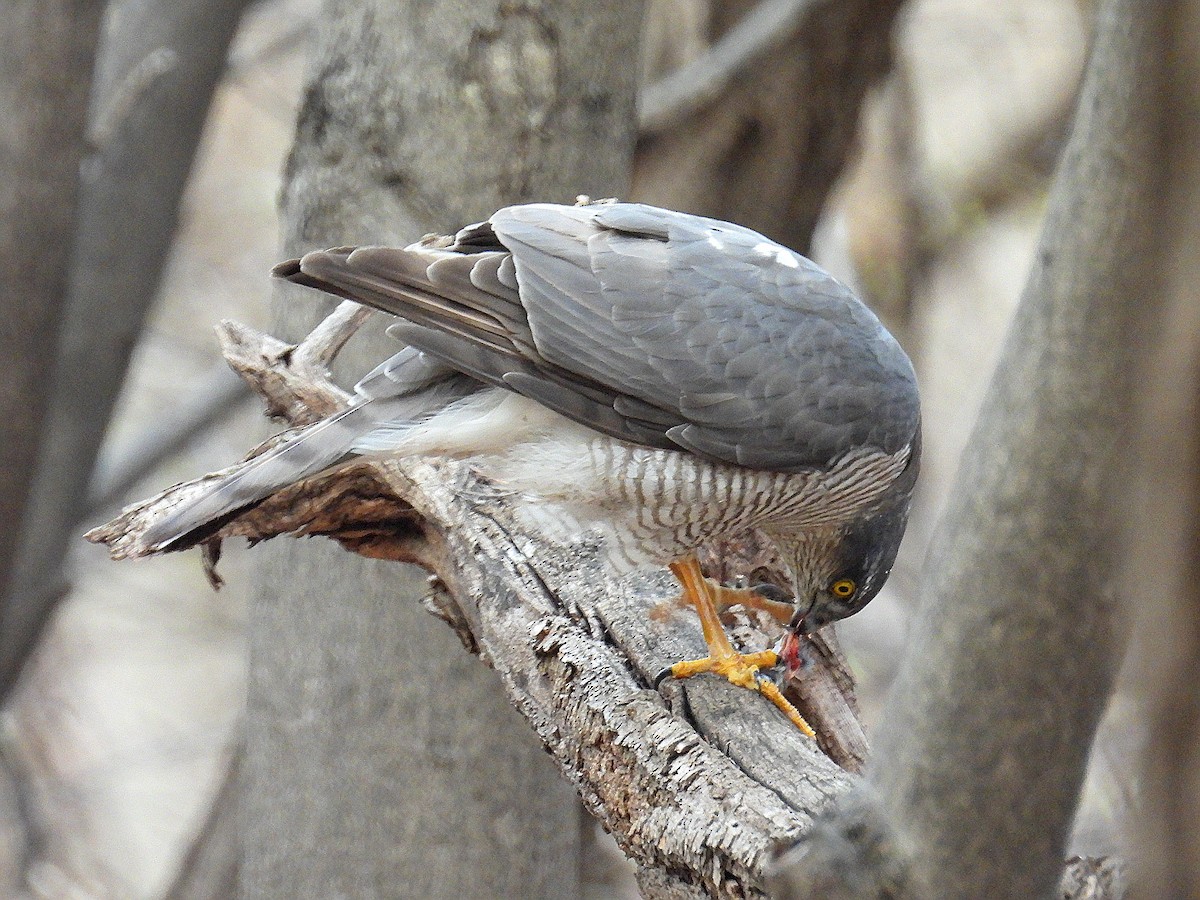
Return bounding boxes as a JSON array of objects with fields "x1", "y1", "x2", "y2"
[{"x1": 830, "y1": 579, "x2": 857, "y2": 599}]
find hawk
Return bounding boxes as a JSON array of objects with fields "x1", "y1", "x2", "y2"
[{"x1": 143, "y1": 201, "x2": 920, "y2": 732}]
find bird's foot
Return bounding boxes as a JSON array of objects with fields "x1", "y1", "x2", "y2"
[
  {"x1": 662, "y1": 648, "x2": 780, "y2": 689},
  {"x1": 655, "y1": 649, "x2": 814, "y2": 737},
  {"x1": 659, "y1": 554, "x2": 814, "y2": 737}
]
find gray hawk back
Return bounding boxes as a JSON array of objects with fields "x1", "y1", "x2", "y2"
[
  {"x1": 287, "y1": 202, "x2": 920, "y2": 474},
  {"x1": 492, "y1": 203, "x2": 918, "y2": 470}
]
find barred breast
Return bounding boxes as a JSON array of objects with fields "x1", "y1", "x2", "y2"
[{"x1": 503, "y1": 435, "x2": 912, "y2": 574}]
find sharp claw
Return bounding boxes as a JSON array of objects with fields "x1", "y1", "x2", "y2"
[
  {"x1": 755, "y1": 670, "x2": 781, "y2": 689},
  {"x1": 653, "y1": 666, "x2": 675, "y2": 688}
]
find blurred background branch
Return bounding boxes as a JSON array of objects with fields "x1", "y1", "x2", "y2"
[
  {"x1": 1, "y1": 0, "x2": 255, "y2": 704},
  {"x1": 638, "y1": 0, "x2": 821, "y2": 134},
  {"x1": 0, "y1": 3, "x2": 105, "y2": 889},
  {"x1": 0, "y1": 1, "x2": 105, "y2": 694},
  {"x1": 635, "y1": 0, "x2": 905, "y2": 253},
  {"x1": 1128, "y1": 0, "x2": 1200, "y2": 894}
]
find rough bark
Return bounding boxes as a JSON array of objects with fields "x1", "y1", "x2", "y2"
[
  {"x1": 0, "y1": 0, "x2": 252, "y2": 700},
  {"x1": 633, "y1": 0, "x2": 905, "y2": 253},
  {"x1": 1059, "y1": 857, "x2": 1126, "y2": 900},
  {"x1": 0, "y1": 0, "x2": 104, "y2": 692},
  {"x1": 769, "y1": 1, "x2": 1159, "y2": 896},
  {"x1": 243, "y1": 2, "x2": 644, "y2": 896},
  {"x1": 88, "y1": 287, "x2": 1130, "y2": 899}
]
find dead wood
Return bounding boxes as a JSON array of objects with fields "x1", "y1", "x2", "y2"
[
  {"x1": 86, "y1": 279, "x2": 1128, "y2": 899},
  {"x1": 87, "y1": 306, "x2": 867, "y2": 896}
]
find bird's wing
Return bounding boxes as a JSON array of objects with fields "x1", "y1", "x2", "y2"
[{"x1": 278, "y1": 202, "x2": 920, "y2": 472}]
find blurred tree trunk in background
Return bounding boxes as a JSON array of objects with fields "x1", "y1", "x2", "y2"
[
  {"x1": 0, "y1": 0, "x2": 253, "y2": 701},
  {"x1": 772, "y1": 0, "x2": 1161, "y2": 894},
  {"x1": 1130, "y1": 0, "x2": 1200, "y2": 893},
  {"x1": 0, "y1": 2, "x2": 103, "y2": 883},
  {"x1": 0, "y1": 1, "x2": 104, "y2": 693},
  {"x1": 243, "y1": 2, "x2": 643, "y2": 896},
  {"x1": 634, "y1": 0, "x2": 904, "y2": 253}
]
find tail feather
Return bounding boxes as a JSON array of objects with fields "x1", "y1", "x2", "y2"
[
  {"x1": 142, "y1": 400, "x2": 382, "y2": 550},
  {"x1": 142, "y1": 372, "x2": 480, "y2": 551}
]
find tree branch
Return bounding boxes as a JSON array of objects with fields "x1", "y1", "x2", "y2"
[
  {"x1": 86, "y1": 277, "x2": 1128, "y2": 896},
  {"x1": 88, "y1": 306, "x2": 866, "y2": 896},
  {"x1": 1126, "y1": 0, "x2": 1200, "y2": 893},
  {"x1": 633, "y1": 0, "x2": 905, "y2": 253},
  {"x1": 637, "y1": 0, "x2": 818, "y2": 135},
  {"x1": 0, "y1": 0, "x2": 104, "y2": 692},
  {"x1": 2, "y1": 0, "x2": 254, "y2": 700}
]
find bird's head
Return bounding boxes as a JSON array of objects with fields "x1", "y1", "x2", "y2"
[{"x1": 788, "y1": 500, "x2": 912, "y2": 635}]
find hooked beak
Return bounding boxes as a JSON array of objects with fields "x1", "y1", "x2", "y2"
[{"x1": 788, "y1": 595, "x2": 819, "y2": 635}]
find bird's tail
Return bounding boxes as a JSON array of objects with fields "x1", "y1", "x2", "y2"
[{"x1": 140, "y1": 400, "x2": 385, "y2": 551}]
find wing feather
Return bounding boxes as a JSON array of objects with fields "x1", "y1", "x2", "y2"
[{"x1": 274, "y1": 202, "x2": 920, "y2": 472}]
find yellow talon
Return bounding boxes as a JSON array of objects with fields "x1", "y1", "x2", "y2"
[
  {"x1": 658, "y1": 554, "x2": 815, "y2": 737},
  {"x1": 711, "y1": 584, "x2": 796, "y2": 625},
  {"x1": 757, "y1": 679, "x2": 816, "y2": 737}
]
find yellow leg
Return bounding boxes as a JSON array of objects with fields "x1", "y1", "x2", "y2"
[
  {"x1": 710, "y1": 583, "x2": 795, "y2": 625},
  {"x1": 656, "y1": 578, "x2": 794, "y2": 625},
  {"x1": 659, "y1": 555, "x2": 814, "y2": 737}
]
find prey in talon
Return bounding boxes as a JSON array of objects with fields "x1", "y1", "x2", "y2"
[
  {"x1": 137, "y1": 200, "x2": 919, "y2": 736},
  {"x1": 654, "y1": 556, "x2": 816, "y2": 737},
  {"x1": 655, "y1": 506, "x2": 914, "y2": 738}
]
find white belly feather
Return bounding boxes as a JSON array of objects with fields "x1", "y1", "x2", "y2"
[{"x1": 372, "y1": 388, "x2": 910, "y2": 574}]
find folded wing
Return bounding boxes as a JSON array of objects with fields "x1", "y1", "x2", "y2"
[{"x1": 279, "y1": 202, "x2": 921, "y2": 472}]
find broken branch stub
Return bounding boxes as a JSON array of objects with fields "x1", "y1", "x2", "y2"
[{"x1": 86, "y1": 307, "x2": 866, "y2": 896}]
